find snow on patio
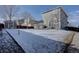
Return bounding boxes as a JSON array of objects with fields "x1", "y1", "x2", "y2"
[{"x1": 6, "y1": 29, "x2": 75, "y2": 53}]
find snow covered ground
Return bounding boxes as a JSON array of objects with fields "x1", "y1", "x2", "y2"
[
  {"x1": 20, "y1": 29, "x2": 74, "y2": 44},
  {"x1": 6, "y1": 29, "x2": 75, "y2": 53},
  {"x1": 0, "y1": 30, "x2": 24, "y2": 53}
]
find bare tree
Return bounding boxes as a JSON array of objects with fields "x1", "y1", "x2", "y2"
[
  {"x1": 17, "y1": 11, "x2": 35, "y2": 27},
  {"x1": 0, "y1": 5, "x2": 19, "y2": 28},
  {"x1": 18, "y1": 11, "x2": 35, "y2": 20},
  {"x1": 0, "y1": 5, "x2": 35, "y2": 29},
  {"x1": 0, "y1": 5, "x2": 19, "y2": 20}
]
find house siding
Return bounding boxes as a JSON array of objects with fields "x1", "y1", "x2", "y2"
[{"x1": 42, "y1": 7, "x2": 68, "y2": 29}]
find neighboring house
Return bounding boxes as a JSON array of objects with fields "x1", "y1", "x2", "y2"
[
  {"x1": 4, "y1": 16, "x2": 38, "y2": 29},
  {"x1": 42, "y1": 7, "x2": 68, "y2": 29},
  {"x1": 34, "y1": 20, "x2": 44, "y2": 29},
  {"x1": 16, "y1": 17, "x2": 37, "y2": 29},
  {"x1": 4, "y1": 18, "x2": 38, "y2": 29}
]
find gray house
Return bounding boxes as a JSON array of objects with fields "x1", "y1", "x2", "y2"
[{"x1": 42, "y1": 7, "x2": 68, "y2": 29}]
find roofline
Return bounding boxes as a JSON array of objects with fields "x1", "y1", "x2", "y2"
[
  {"x1": 42, "y1": 9, "x2": 54, "y2": 14},
  {"x1": 42, "y1": 7, "x2": 61, "y2": 14},
  {"x1": 60, "y1": 7, "x2": 68, "y2": 17},
  {"x1": 42, "y1": 7, "x2": 68, "y2": 17}
]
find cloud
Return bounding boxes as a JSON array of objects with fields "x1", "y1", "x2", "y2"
[{"x1": 68, "y1": 10, "x2": 79, "y2": 26}]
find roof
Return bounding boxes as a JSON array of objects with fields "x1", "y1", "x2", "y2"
[{"x1": 42, "y1": 7, "x2": 68, "y2": 17}]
